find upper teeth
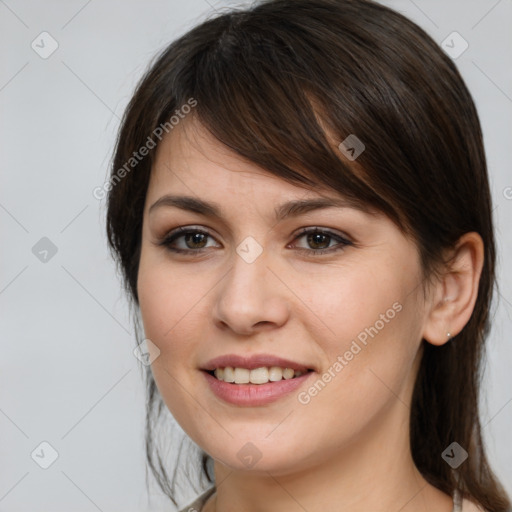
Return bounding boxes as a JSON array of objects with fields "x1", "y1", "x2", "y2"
[{"x1": 213, "y1": 366, "x2": 305, "y2": 384}]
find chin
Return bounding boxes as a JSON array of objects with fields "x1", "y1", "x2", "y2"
[{"x1": 203, "y1": 437, "x2": 312, "y2": 475}]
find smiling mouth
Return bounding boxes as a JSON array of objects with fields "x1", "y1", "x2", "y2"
[{"x1": 205, "y1": 367, "x2": 315, "y2": 385}]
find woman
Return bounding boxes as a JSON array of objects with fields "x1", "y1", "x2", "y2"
[{"x1": 105, "y1": 0, "x2": 512, "y2": 510}]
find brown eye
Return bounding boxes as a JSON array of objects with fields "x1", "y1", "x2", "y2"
[
  {"x1": 158, "y1": 227, "x2": 219, "y2": 254},
  {"x1": 291, "y1": 228, "x2": 352, "y2": 256},
  {"x1": 306, "y1": 232, "x2": 331, "y2": 250},
  {"x1": 183, "y1": 232, "x2": 208, "y2": 249}
]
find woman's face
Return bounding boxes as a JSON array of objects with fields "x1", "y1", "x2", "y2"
[{"x1": 137, "y1": 117, "x2": 429, "y2": 475}]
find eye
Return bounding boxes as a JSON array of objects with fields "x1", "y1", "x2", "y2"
[
  {"x1": 290, "y1": 227, "x2": 353, "y2": 256},
  {"x1": 157, "y1": 226, "x2": 219, "y2": 254},
  {"x1": 156, "y1": 226, "x2": 353, "y2": 256}
]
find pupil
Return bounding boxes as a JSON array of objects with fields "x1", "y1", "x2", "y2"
[
  {"x1": 186, "y1": 232, "x2": 207, "y2": 248},
  {"x1": 308, "y1": 233, "x2": 329, "y2": 249}
]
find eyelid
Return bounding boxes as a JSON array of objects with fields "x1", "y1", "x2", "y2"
[
  {"x1": 158, "y1": 225, "x2": 219, "y2": 247},
  {"x1": 160, "y1": 225, "x2": 351, "y2": 242},
  {"x1": 291, "y1": 226, "x2": 352, "y2": 242}
]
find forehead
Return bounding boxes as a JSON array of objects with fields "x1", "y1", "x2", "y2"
[
  {"x1": 147, "y1": 116, "x2": 372, "y2": 214},
  {"x1": 150, "y1": 117, "x2": 290, "y2": 190}
]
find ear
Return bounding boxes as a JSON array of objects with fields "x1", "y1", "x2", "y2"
[{"x1": 422, "y1": 232, "x2": 484, "y2": 346}]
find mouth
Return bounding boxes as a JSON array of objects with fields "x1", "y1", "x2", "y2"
[
  {"x1": 203, "y1": 367, "x2": 315, "y2": 385},
  {"x1": 201, "y1": 366, "x2": 316, "y2": 406},
  {"x1": 200, "y1": 354, "x2": 317, "y2": 405}
]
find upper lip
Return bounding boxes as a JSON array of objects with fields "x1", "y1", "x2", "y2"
[{"x1": 201, "y1": 354, "x2": 314, "y2": 372}]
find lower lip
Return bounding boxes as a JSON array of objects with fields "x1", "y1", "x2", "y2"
[{"x1": 202, "y1": 370, "x2": 315, "y2": 406}]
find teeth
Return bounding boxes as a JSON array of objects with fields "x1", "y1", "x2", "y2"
[
  {"x1": 283, "y1": 368, "x2": 295, "y2": 379},
  {"x1": 211, "y1": 366, "x2": 307, "y2": 384},
  {"x1": 250, "y1": 367, "x2": 269, "y2": 384},
  {"x1": 268, "y1": 366, "x2": 284, "y2": 381},
  {"x1": 234, "y1": 368, "x2": 250, "y2": 384},
  {"x1": 222, "y1": 367, "x2": 234, "y2": 382}
]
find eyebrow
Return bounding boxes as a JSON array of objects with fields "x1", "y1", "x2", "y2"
[{"x1": 148, "y1": 194, "x2": 370, "y2": 221}]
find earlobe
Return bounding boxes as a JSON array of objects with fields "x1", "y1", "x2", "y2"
[{"x1": 422, "y1": 232, "x2": 484, "y2": 347}]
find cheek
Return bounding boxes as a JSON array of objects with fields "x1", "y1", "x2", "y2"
[
  {"x1": 137, "y1": 254, "x2": 193, "y2": 379},
  {"x1": 137, "y1": 259, "x2": 205, "y2": 433},
  {"x1": 295, "y1": 263, "x2": 421, "y2": 423},
  {"x1": 291, "y1": 309, "x2": 419, "y2": 457},
  {"x1": 137, "y1": 248, "x2": 197, "y2": 341},
  {"x1": 291, "y1": 259, "x2": 406, "y2": 345},
  {"x1": 136, "y1": 251, "x2": 216, "y2": 406}
]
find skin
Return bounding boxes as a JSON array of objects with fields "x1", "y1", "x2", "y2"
[{"x1": 137, "y1": 115, "x2": 484, "y2": 512}]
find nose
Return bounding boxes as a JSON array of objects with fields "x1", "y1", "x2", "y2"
[{"x1": 212, "y1": 246, "x2": 290, "y2": 335}]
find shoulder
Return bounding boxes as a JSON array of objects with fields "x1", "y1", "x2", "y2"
[{"x1": 179, "y1": 487, "x2": 216, "y2": 512}]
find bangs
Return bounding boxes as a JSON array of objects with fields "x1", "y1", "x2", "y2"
[{"x1": 153, "y1": 11, "x2": 409, "y2": 233}]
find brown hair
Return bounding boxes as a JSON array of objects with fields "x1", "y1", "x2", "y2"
[{"x1": 105, "y1": 0, "x2": 511, "y2": 509}]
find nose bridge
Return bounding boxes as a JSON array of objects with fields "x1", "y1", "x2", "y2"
[{"x1": 213, "y1": 238, "x2": 288, "y2": 333}]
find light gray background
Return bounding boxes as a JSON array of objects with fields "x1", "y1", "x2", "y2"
[{"x1": 1, "y1": 0, "x2": 511, "y2": 510}]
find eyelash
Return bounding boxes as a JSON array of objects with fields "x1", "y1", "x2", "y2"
[{"x1": 156, "y1": 226, "x2": 353, "y2": 257}]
